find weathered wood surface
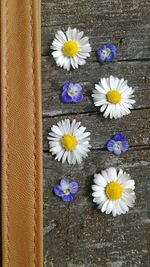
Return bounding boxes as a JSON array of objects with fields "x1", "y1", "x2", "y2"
[{"x1": 42, "y1": 0, "x2": 150, "y2": 266}]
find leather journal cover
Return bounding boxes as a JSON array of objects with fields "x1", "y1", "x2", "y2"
[{"x1": 1, "y1": 0, "x2": 43, "y2": 266}]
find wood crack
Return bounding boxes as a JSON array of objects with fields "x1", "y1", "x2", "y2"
[
  {"x1": 43, "y1": 107, "x2": 150, "y2": 119},
  {"x1": 43, "y1": 145, "x2": 150, "y2": 154}
]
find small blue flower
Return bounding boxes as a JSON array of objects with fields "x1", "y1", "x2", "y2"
[
  {"x1": 60, "y1": 82, "x2": 83, "y2": 104},
  {"x1": 96, "y1": 44, "x2": 117, "y2": 64},
  {"x1": 106, "y1": 133, "x2": 129, "y2": 156},
  {"x1": 53, "y1": 177, "x2": 79, "y2": 202}
]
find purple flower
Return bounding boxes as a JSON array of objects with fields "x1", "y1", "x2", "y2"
[
  {"x1": 60, "y1": 82, "x2": 83, "y2": 104},
  {"x1": 96, "y1": 44, "x2": 117, "y2": 64},
  {"x1": 106, "y1": 133, "x2": 129, "y2": 156},
  {"x1": 53, "y1": 177, "x2": 79, "y2": 202}
]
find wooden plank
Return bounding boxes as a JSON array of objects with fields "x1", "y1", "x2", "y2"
[
  {"x1": 43, "y1": 108, "x2": 150, "y2": 151},
  {"x1": 41, "y1": 0, "x2": 150, "y2": 59},
  {"x1": 42, "y1": 0, "x2": 150, "y2": 266},
  {"x1": 42, "y1": 60, "x2": 150, "y2": 116},
  {"x1": 44, "y1": 148, "x2": 150, "y2": 266}
]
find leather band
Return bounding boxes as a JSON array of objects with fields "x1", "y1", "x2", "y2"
[{"x1": 1, "y1": 0, "x2": 43, "y2": 266}]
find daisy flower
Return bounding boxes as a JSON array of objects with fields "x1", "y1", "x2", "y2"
[
  {"x1": 106, "y1": 133, "x2": 129, "y2": 156},
  {"x1": 92, "y1": 75, "x2": 136, "y2": 119},
  {"x1": 51, "y1": 27, "x2": 91, "y2": 71},
  {"x1": 53, "y1": 177, "x2": 79, "y2": 202},
  {"x1": 48, "y1": 119, "x2": 91, "y2": 164},
  {"x1": 92, "y1": 167, "x2": 136, "y2": 216},
  {"x1": 96, "y1": 44, "x2": 117, "y2": 64},
  {"x1": 60, "y1": 82, "x2": 83, "y2": 104}
]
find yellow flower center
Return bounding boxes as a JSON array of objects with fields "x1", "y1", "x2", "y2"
[
  {"x1": 63, "y1": 41, "x2": 78, "y2": 57},
  {"x1": 61, "y1": 134, "x2": 77, "y2": 151},
  {"x1": 106, "y1": 90, "x2": 121, "y2": 104},
  {"x1": 105, "y1": 182, "x2": 122, "y2": 200}
]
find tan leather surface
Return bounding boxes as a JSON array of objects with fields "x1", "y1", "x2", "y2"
[{"x1": 1, "y1": 0, "x2": 43, "y2": 266}]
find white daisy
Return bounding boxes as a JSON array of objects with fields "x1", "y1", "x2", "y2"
[
  {"x1": 48, "y1": 119, "x2": 91, "y2": 164},
  {"x1": 92, "y1": 167, "x2": 136, "y2": 216},
  {"x1": 92, "y1": 75, "x2": 136, "y2": 119},
  {"x1": 51, "y1": 27, "x2": 91, "y2": 71}
]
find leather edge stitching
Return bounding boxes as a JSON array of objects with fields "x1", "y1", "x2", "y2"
[
  {"x1": 5, "y1": 0, "x2": 11, "y2": 265},
  {"x1": 29, "y1": 0, "x2": 38, "y2": 265}
]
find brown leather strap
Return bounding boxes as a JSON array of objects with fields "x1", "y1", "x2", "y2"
[{"x1": 1, "y1": 0, "x2": 43, "y2": 266}]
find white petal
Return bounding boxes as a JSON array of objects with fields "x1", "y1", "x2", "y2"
[
  {"x1": 100, "y1": 78, "x2": 109, "y2": 91},
  {"x1": 119, "y1": 199, "x2": 129, "y2": 213},
  {"x1": 92, "y1": 191, "x2": 102, "y2": 197},
  {"x1": 62, "y1": 151, "x2": 68, "y2": 163},
  {"x1": 72, "y1": 121, "x2": 82, "y2": 134},
  {"x1": 51, "y1": 125, "x2": 63, "y2": 136},
  {"x1": 101, "y1": 200, "x2": 109, "y2": 213},
  {"x1": 76, "y1": 131, "x2": 91, "y2": 140},
  {"x1": 114, "y1": 104, "x2": 122, "y2": 119},
  {"x1": 72, "y1": 150, "x2": 82, "y2": 164},
  {"x1": 92, "y1": 184, "x2": 104, "y2": 192},
  {"x1": 51, "y1": 40, "x2": 62, "y2": 48},
  {"x1": 117, "y1": 169, "x2": 124, "y2": 179},
  {"x1": 115, "y1": 201, "x2": 123, "y2": 215},
  {"x1": 123, "y1": 180, "x2": 135, "y2": 189},
  {"x1": 93, "y1": 197, "x2": 101, "y2": 204},
  {"x1": 56, "y1": 30, "x2": 67, "y2": 43},
  {"x1": 48, "y1": 132, "x2": 60, "y2": 139},
  {"x1": 72, "y1": 28, "x2": 78, "y2": 40},
  {"x1": 66, "y1": 27, "x2": 72, "y2": 40},
  {"x1": 98, "y1": 200, "x2": 106, "y2": 210},
  {"x1": 122, "y1": 101, "x2": 134, "y2": 110},
  {"x1": 52, "y1": 50, "x2": 63, "y2": 58},
  {"x1": 56, "y1": 56, "x2": 66, "y2": 67},
  {"x1": 50, "y1": 145, "x2": 62, "y2": 154},
  {"x1": 110, "y1": 75, "x2": 115, "y2": 89},
  {"x1": 75, "y1": 145, "x2": 88, "y2": 157},
  {"x1": 79, "y1": 36, "x2": 89, "y2": 45},
  {"x1": 67, "y1": 151, "x2": 71, "y2": 164},
  {"x1": 78, "y1": 50, "x2": 91, "y2": 58},
  {"x1": 55, "y1": 149, "x2": 64, "y2": 161},
  {"x1": 73, "y1": 56, "x2": 79, "y2": 68},
  {"x1": 75, "y1": 126, "x2": 86, "y2": 135},
  {"x1": 94, "y1": 99, "x2": 107, "y2": 106},
  {"x1": 70, "y1": 57, "x2": 76, "y2": 69},
  {"x1": 77, "y1": 57, "x2": 86, "y2": 66},
  {"x1": 120, "y1": 103, "x2": 131, "y2": 115},
  {"x1": 103, "y1": 104, "x2": 111, "y2": 118},
  {"x1": 95, "y1": 84, "x2": 106, "y2": 94},
  {"x1": 114, "y1": 77, "x2": 119, "y2": 89},
  {"x1": 100, "y1": 104, "x2": 107, "y2": 112},
  {"x1": 112, "y1": 203, "x2": 117, "y2": 217},
  {"x1": 107, "y1": 105, "x2": 114, "y2": 119},
  {"x1": 63, "y1": 58, "x2": 71, "y2": 71},
  {"x1": 101, "y1": 170, "x2": 110, "y2": 183},
  {"x1": 118, "y1": 173, "x2": 131, "y2": 184},
  {"x1": 122, "y1": 193, "x2": 135, "y2": 207},
  {"x1": 92, "y1": 90, "x2": 106, "y2": 99},
  {"x1": 48, "y1": 136, "x2": 60, "y2": 142},
  {"x1": 94, "y1": 173, "x2": 107, "y2": 186},
  {"x1": 76, "y1": 30, "x2": 84, "y2": 41},
  {"x1": 70, "y1": 152, "x2": 77, "y2": 165},
  {"x1": 49, "y1": 141, "x2": 61, "y2": 148},
  {"x1": 106, "y1": 201, "x2": 113, "y2": 214},
  {"x1": 107, "y1": 167, "x2": 117, "y2": 181}
]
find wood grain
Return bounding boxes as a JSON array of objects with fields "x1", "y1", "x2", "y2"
[
  {"x1": 42, "y1": 60, "x2": 150, "y2": 116},
  {"x1": 42, "y1": 0, "x2": 150, "y2": 266},
  {"x1": 43, "y1": 109, "x2": 150, "y2": 151},
  {"x1": 44, "y1": 149, "x2": 150, "y2": 267}
]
